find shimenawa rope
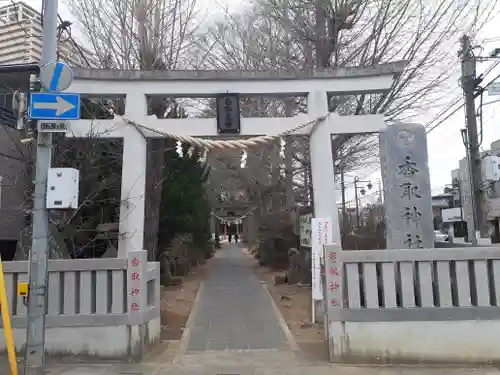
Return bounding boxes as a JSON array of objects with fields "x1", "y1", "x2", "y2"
[{"x1": 118, "y1": 113, "x2": 329, "y2": 150}]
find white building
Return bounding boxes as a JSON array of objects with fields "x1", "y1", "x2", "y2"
[
  {"x1": 0, "y1": 2, "x2": 92, "y2": 66},
  {"x1": 443, "y1": 139, "x2": 500, "y2": 242}
]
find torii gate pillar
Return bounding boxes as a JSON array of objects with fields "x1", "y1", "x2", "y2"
[
  {"x1": 309, "y1": 90, "x2": 342, "y2": 243},
  {"x1": 119, "y1": 91, "x2": 148, "y2": 255}
]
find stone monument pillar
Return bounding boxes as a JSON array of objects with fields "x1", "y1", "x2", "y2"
[{"x1": 379, "y1": 123, "x2": 434, "y2": 249}]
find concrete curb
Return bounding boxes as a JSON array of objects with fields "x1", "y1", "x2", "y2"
[
  {"x1": 241, "y1": 246, "x2": 300, "y2": 351},
  {"x1": 242, "y1": 246, "x2": 300, "y2": 352},
  {"x1": 260, "y1": 281, "x2": 300, "y2": 352},
  {"x1": 172, "y1": 282, "x2": 206, "y2": 364},
  {"x1": 242, "y1": 245, "x2": 300, "y2": 352}
]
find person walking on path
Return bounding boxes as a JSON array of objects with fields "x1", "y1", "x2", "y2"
[
  {"x1": 234, "y1": 233, "x2": 239, "y2": 243},
  {"x1": 228, "y1": 233, "x2": 232, "y2": 243}
]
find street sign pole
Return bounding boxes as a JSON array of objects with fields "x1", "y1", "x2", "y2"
[{"x1": 25, "y1": 0, "x2": 59, "y2": 372}]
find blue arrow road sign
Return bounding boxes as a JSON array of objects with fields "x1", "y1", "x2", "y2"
[{"x1": 29, "y1": 92, "x2": 80, "y2": 121}]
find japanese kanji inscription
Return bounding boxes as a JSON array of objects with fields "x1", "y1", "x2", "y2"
[
  {"x1": 324, "y1": 246, "x2": 342, "y2": 309},
  {"x1": 128, "y1": 251, "x2": 146, "y2": 322},
  {"x1": 379, "y1": 123, "x2": 434, "y2": 249},
  {"x1": 311, "y1": 218, "x2": 333, "y2": 301}
]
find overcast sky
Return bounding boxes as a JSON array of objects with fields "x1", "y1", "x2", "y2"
[
  {"x1": 355, "y1": 16, "x2": 500, "y2": 206},
  {"x1": 17, "y1": 0, "x2": 245, "y2": 21},
  {"x1": 12, "y1": 0, "x2": 500, "y2": 207}
]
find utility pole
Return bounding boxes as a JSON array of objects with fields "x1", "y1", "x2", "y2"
[
  {"x1": 25, "y1": 0, "x2": 58, "y2": 372},
  {"x1": 461, "y1": 128, "x2": 478, "y2": 245},
  {"x1": 340, "y1": 168, "x2": 347, "y2": 231},
  {"x1": 353, "y1": 177, "x2": 372, "y2": 229},
  {"x1": 354, "y1": 177, "x2": 360, "y2": 228},
  {"x1": 460, "y1": 35, "x2": 488, "y2": 239}
]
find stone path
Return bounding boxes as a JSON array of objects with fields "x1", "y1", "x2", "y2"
[{"x1": 185, "y1": 244, "x2": 289, "y2": 352}]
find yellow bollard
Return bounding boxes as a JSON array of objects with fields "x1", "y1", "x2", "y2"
[{"x1": 0, "y1": 255, "x2": 18, "y2": 375}]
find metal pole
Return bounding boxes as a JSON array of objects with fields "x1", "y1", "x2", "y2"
[
  {"x1": 354, "y1": 177, "x2": 360, "y2": 228},
  {"x1": 460, "y1": 35, "x2": 488, "y2": 238},
  {"x1": 462, "y1": 129, "x2": 478, "y2": 246},
  {"x1": 458, "y1": 184, "x2": 465, "y2": 237},
  {"x1": 25, "y1": 0, "x2": 58, "y2": 372},
  {"x1": 340, "y1": 168, "x2": 346, "y2": 213},
  {"x1": 340, "y1": 168, "x2": 347, "y2": 234},
  {"x1": 457, "y1": 184, "x2": 464, "y2": 222}
]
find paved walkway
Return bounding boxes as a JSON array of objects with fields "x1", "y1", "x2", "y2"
[{"x1": 185, "y1": 244, "x2": 289, "y2": 352}]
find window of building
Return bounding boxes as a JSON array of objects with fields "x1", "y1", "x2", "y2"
[{"x1": 24, "y1": 10, "x2": 35, "y2": 20}]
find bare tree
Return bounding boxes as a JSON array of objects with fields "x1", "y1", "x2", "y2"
[
  {"x1": 66, "y1": 0, "x2": 199, "y2": 70},
  {"x1": 60, "y1": 0, "x2": 201, "y2": 260},
  {"x1": 195, "y1": 0, "x2": 499, "y2": 205}
]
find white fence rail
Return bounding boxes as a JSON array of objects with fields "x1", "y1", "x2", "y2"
[
  {"x1": 0, "y1": 254, "x2": 160, "y2": 328},
  {"x1": 324, "y1": 246, "x2": 500, "y2": 363}
]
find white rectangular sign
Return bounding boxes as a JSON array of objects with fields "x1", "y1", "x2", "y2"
[
  {"x1": 38, "y1": 120, "x2": 68, "y2": 133},
  {"x1": 311, "y1": 217, "x2": 333, "y2": 300},
  {"x1": 488, "y1": 82, "x2": 500, "y2": 96},
  {"x1": 442, "y1": 207, "x2": 462, "y2": 223}
]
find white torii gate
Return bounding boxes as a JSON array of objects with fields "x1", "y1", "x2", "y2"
[{"x1": 67, "y1": 63, "x2": 406, "y2": 257}]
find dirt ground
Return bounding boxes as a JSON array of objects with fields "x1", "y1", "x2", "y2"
[
  {"x1": 245, "y1": 249, "x2": 329, "y2": 363},
  {"x1": 160, "y1": 255, "x2": 216, "y2": 341}
]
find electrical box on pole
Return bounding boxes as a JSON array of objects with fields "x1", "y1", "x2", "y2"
[
  {"x1": 481, "y1": 155, "x2": 500, "y2": 182},
  {"x1": 46, "y1": 168, "x2": 79, "y2": 209}
]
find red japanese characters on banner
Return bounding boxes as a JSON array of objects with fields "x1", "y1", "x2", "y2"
[
  {"x1": 322, "y1": 221, "x2": 329, "y2": 244},
  {"x1": 131, "y1": 303, "x2": 140, "y2": 312},
  {"x1": 131, "y1": 288, "x2": 140, "y2": 297},
  {"x1": 131, "y1": 272, "x2": 140, "y2": 281},
  {"x1": 311, "y1": 218, "x2": 334, "y2": 302}
]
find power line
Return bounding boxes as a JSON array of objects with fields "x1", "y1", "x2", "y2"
[
  {"x1": 483, "y1": 97, "x2": 500, "y2": 106},
  {"x1": 8, "y1": 0, "x2": 92, "y2": 68},
  {"x1": 426, "y1": 59, "x2": 500, "y2": 134},
  {"x1": 361, "y1": 52, "x2": 500, "y2": 183},
  {"x1": 424, "y1": 60, "x2": 499, "y2": 132},
  {"x1": 425, "y1": 101, "x2": 465, "y2": 134},
  {"x1": 9, "y1": 0, "x2": 32, "y2": 39}
]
